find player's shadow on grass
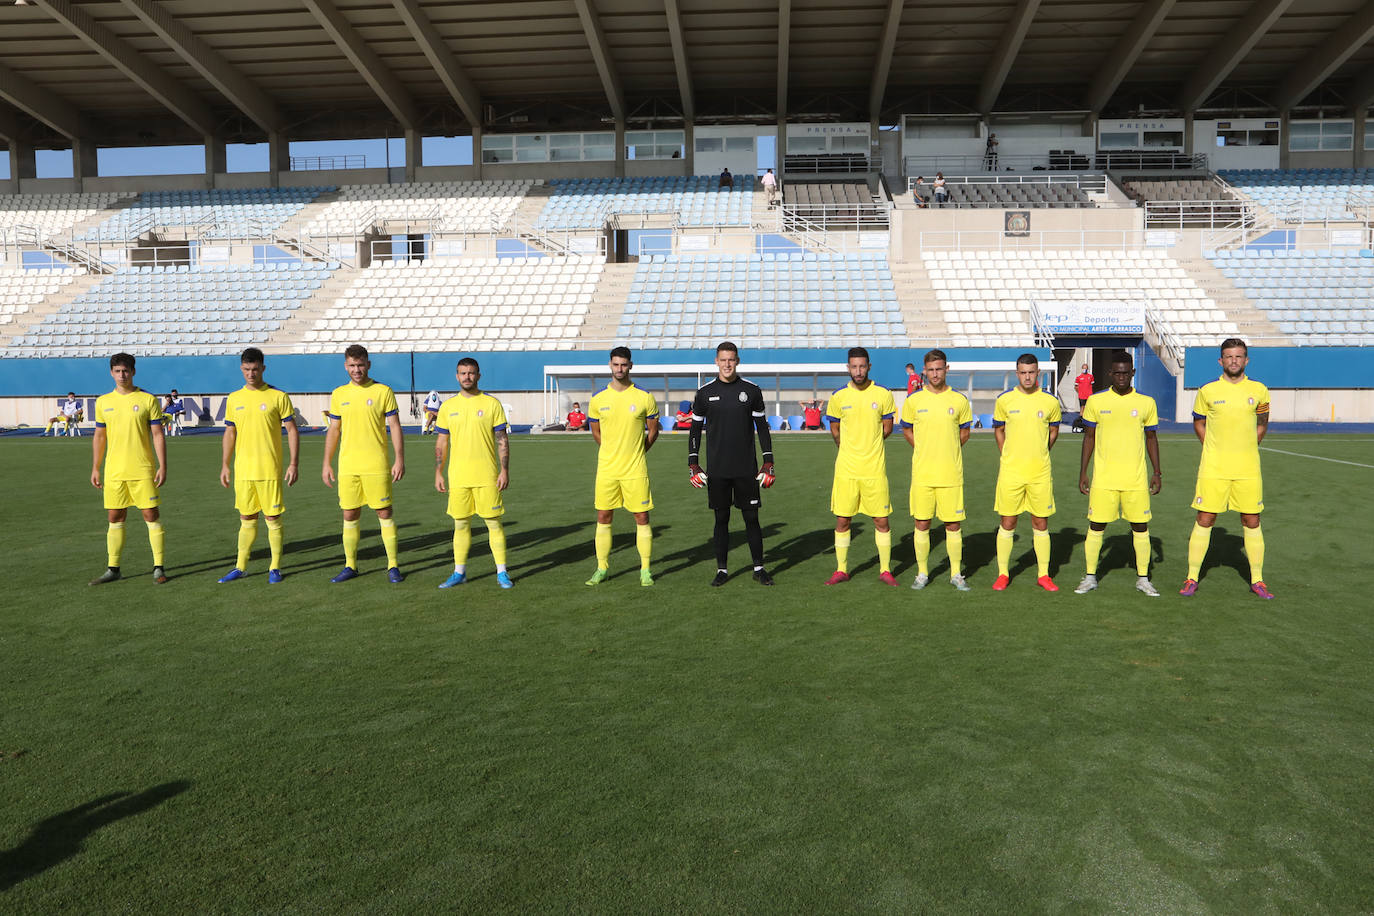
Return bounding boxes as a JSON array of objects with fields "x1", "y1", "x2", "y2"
[
  {"x1": 653, "y1": 523, "x2": 784, "y2": 578},
  {"x1": 1096, "y1": 533, "x2": 1167, "y2": 582},
  {"x1": 0, "y1": 780, "x2": 190, "y2": 891},
  {"x1": 170, "y1": 521, "x2": 431, "y2": 577},
  {"x1": 1006, "y1": 525, "x2": 1079, "y2": 580},
  {"x1": 769, "y1": 526, "x2": 846, "y2": 577},
  {"x1": 1200, "y1": 527, "x2": 1251, "y2": 585},
  {"x1": 509, "y1": 523, "x2": 637, "y2": 580}
]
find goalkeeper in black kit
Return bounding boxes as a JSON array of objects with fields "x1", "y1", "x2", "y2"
[{"x1": 688, "y1": 341, "x2": 777, "y2": 586}]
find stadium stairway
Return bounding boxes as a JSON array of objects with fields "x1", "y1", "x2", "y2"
[
  {"x1": 289, "y1": 190, "x2": 345, "y2": 233},
  {"x1": 269, "y1": 267, "x2": 356, "y2": 353},
  {"x1": 890, "y1": 259, "x2": 950, "y2": 343},
  {"x1": 576, "y1": 262, "x2": 636, "y2": 348},
  {"x1": 1175, "y1": 255, "x2": 1290, "y2": 343},
  {"x1": 511, "y1": 184, "x2": 556, "y2": 232},
  {"x1": 1, "y1": 272, "x2": 105, "y2": 349}
]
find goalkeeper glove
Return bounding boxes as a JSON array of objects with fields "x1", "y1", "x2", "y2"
[
  {"x1": 756, "y1": 463, "x2": 776, "y2": 488},
  {"x1": 689, "y1": 465, "x2": 708, "y2": 488}
]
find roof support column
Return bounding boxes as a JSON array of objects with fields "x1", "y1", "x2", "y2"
[
  {"x1": 1183, "y1": 111, "x2": 1194, "y2": 158},
  {"x1": 6, "y1": 141, "x2": 35, "y2": 193},
  {"x1": 73, "y1": 137, "x2": 97, "y2": 189},
  {"x1": 204, "y1": 135, "x2": 226, "y2": 190},
  {"x1": 1353, "y1": 108, "x2": 1367, "y2": 168},
  {"x1": 614, "y1": 120, "x2": 626, "y2": 178},
  {"x1": 1278, "y1": 110, "x2": 1290, "y2": 169},
  {"x1": 776, "y1": 117, "x2": 787, "y2": 176},
  {"x1": 405, "y1": 128, "x2": 420, "y2": 183},
  {"x1": 683, "y1": 121, "x2": 694, "y2": 174},
  {"x1": 471, "y1": 126, "x2": 483, "y2": 180},
  {"x1": 269, "y1": 131, "x2": 290, "y2": 188}
]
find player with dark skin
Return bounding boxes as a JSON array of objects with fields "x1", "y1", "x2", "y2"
[
  {"x1": 1078, "y1": 358, "x2": 1163, "y2": 530},
  {"x1": 832, "y1": 352, "x2": 893, "y2": 539},
  {"x1": 1194, "y1": 344, "x2": 1266, "y2": 533},
  {"x1": 996, "y1": 357, "x2": 1058, "y2": 536}
]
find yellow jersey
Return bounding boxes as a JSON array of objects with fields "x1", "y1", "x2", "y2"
[
  {"x1": 589, "y1": 383, "x2": 659, "y2": 479},
  {"x1": 1081, "y1": 388, "x2": 1158, "y2": 490},
  {"x1": 438, "y1": 391, "x2": 507, "y2": 487},
  {"x1": 225, "y1": 384, "x2": 295, "y2": 481},
  {"x1": 993, "y1": 387, "x2": 1061, "y2": 481},
  {"x1": 328, "y1": 380, "x2": 399, "y2": 477},
  {"x1": 826, "y1": 382, "x2": 896, "y2": 480},
  {"x1": 1193, "y1": 375, "x2": 1268, "y2": 480},
  {"x1": 899, "y1": 387, "x2": 972, "y2": 488},
  {"x1": 94, "y1": 388, "x2": 164, "y2": 480}
]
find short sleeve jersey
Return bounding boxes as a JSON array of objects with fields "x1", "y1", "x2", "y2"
[
  {"x1": 438, "y1": 392, "x2": 507, "y2": 487},
  {"x1": 1081, "y1": 388, "x2": 1158, "y2": 490},
  {"x1": 589, "y1": 383, "x2": 659, "y2": 479},
  {"x1": 225, "y1": 385, "x2": 295, "y2": 481},
  {"x1": 826, "y1": 382, "x2": 897, "y2": 480},
  {"x1": 328, "y1": 380, "x2": 399, "y2": 477},
  {"x1": 993, "y1": 387, "x2": 1061, "y2": 481},
  {"x1": 690, "y1": 377, "x2": 772, "y2": 478},
  {"x1": 61, "y1": 398, "x2": 81, "y2": 417},
  {"x1": 424, "y1": 391, "x2": 441, "y2": 412},
  {"x1": 899, "y1": 387, "x2": 973, "y2": 488},
  {"x1": 1193, "y1": 376, "x2": 1269, "y2": 480},
  {"x1": 94, "y1": 388, "x2": 164, "y2": 480}
]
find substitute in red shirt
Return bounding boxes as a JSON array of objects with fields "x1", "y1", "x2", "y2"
[
  {"x1": 906, "y1": 362, "x2": 924, "y2": 395},
  {"x1": 566, "y1": 403, "x2": 587, "y2": 430},
  {"x1": 1074, "y1": 365, "x2": 1095, "y2": 403}
]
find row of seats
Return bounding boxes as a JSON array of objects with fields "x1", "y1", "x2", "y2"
[
  {"x1": 783, "y1": 183, "x2": 872, "y2": 206},
  {"x1": 301, "y1": 180, "x2": 535, "y2": 235},
  {"x1": 1220, "y1": 169, "x2": 1374, "y2": 221},
  {"x1": 918, "y1": 183, "x2": 1093, "y2": 208},
  {"x1": 78, "y1": 187, "x2": 332, "y2": 241},
  {"x1": 296, "y1": 258, "x2": 604, "y2": 353},
  {"x1": 1122, "y1": 179, "x2": 1236, "y2": 203},
  {"x1": 1, "y1": 192, "x2": 130, "y2": 243},
  {"x1": 537, "y1": 177, "x2": 754, "y2": 229},
  {"x1": 1207, "y1": 248, "x2": 1373, "y2": 346},
  {"x1": 0, "y1": 267, "x2": 83, "y2": 326}
]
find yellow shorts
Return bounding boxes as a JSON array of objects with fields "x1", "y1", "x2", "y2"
[
  {"x1": 595, "y1": 475, "x2": 653, "y2": 513},
  {"x1": 994, "y1": 475, "x2": 1056, "y2": 518},
  {"x1": 1192, "y1": 477, "x2": 1263, "y2": 515},
  {"x1": 910, "y1": 485, "x2": 965, "y2": 523},
  {"x1": 831, "y1": 476, "x2": 892, "y2": 519},
  {"x1": 235, "y1": 478, "x2": 286, "y2": 517},
  {"x1": 448, "y1": 483, "x2": 505, "y2": 519},
  {"x1": 338, "y1": 474, "x2": 393, "y2": 511},
  {"x1": 104, "y1": 477, "x2": 159, "y2": 510},
  {"x1": 1087, "y1": 486, "x2": 1151, "y2": 524}
]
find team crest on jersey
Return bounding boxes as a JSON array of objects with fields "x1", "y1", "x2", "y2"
[
  {"x1": 1248, "y1": 397, "x2": 1255, "y2": 405},
  {"x1": 738, "y1": 391, "x2": 748, "y2": 403},
  {"x1": 871, "y1": 402, "x2": 879, "y2": 409},
  {"x1": 947, "y1": 407, "x2": 955, "y2": 415},
  {"x1": 260, "y1": 404, "x2": 267, "y2": 411},
  {"x1": 628, "y1": 405, "x2": 637, "y2": 413},
  {"x1": 132, "y1": 405, "x2": 140, "y2": 413},
  {"x1": 477, "y1": 409, "x2": 484, "y2": 417},
  {"x1": 1037, "y1": 410, "x2": 1044, "y2": 418},
  {"x1": 1130, "y1": 409, "x2": 1138, "y2": 417},
  {"x1": 367, "y1": 398, "x2": 374, "y2": 406}
]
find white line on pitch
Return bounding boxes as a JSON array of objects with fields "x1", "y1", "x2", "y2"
[{"x1": 1260, "y1": 446, "x2": 1374, "y2": 469}]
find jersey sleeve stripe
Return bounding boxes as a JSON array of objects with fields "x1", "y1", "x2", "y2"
[
  {"x1": 95, "y1": 421, "x2": 106, "y2": 428},
  {"x1": 690, "y1": 413, "x2": 704, "y2": 421},
  {"x1": 384, "y1": 409, "x2": 398, "y2": 417},
  {"x1": 1192, "y1": 411, "x2": 1206, "y2": 420},
  {"x1": 1143, "y1": 424, "x2": 1158, "y2": 431},
  {"x1": 224, "y1": 419, "x2": 236, "y2": 427},
  {"x1": 881, "y1": 412, "x2": 894, "y2": 420},
  {"x1": 751, "y1": 411, "x2": 765, "y2": 418},
  {"x1": 992, "y1": 419, "x2": 1006, "y2": 427},
  {"x1": 898, "y1": 420, "x2": 912, "y2": 429},
  {"x1": 493, "y1": 423, "x2": 507, "y2": 432},
  {"x1": 958, "y1": 422, "x2": 972, "y2": 429}
]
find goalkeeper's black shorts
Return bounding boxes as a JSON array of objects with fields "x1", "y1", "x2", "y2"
[{"x1": 708, "y1": 475, "x2": 761, "y2": 510}]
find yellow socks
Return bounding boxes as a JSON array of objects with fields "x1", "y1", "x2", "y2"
[
  {"x1": 342, "y1": 519, "x2": 360, "y2": 568},
  {"x1": 236, "y1": 519, "x2": 257, "y2": 570},
  {"x1": 636, "y1": 523, "x2": 652, "y2": 571},
  {"x1": 996, "y1": 527, "x2": 1015, "y2": 576},
  {"x1": 875, "y1": 529, "x2": 892, "y2": 574},
  {"x1": 834, "y1": 530, "x2": 851, "y2": 573},
  {"x1": 379, "y1": 517, "x2": 399, "y2": 568},
  {"x1": 1187, "y1": 523, "x2": 1212, "y2": 581},
  {"x1": 485, "y1": 518, "x2": 508, "y2": 570},
  {"x1": 1084, "y1": 528, "x2": 1103, "y2": 576},
  {"x1": 1133, "y1": 529, "x2": 1151, "y2": 577},
  {"x1": 1032, "y1": 529, "x2": 1050, "y2": 577},
  {"x1": 1243, "y1": 525, "x2": 1265, "y2": 583},
  {"x1": 914, "y1": 528, "x2": 931, "y2": 577},
  {"x1": 265, "y1": 517, "x2": 284, "y2": 569},
  {"x1": 594, "y1": 522, "x2": 612, "y2": 570},
  {"x1": 146, "y1": 520, "x2": 165, "y2": 567},
  {"x1": 453, "y1": 518, "x2": 472, "y2": 570},
  {"x1": 107, "y1": 521, "x2": 125, "y2": 567},
  {"x1": 946, "y1": 528, "x2": 963, "y2": 577}
]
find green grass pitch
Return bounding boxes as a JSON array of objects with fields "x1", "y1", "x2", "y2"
[{"x1": 4, "y1": 430, "x2": 1372, "y2": 912}]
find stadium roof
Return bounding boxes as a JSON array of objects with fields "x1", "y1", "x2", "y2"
[{"x1": 1, "y1": 0, "x2": 1371, "y2": 149}]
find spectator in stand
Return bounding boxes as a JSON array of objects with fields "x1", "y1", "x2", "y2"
[
  {"x1": 674, "y1": 400, "x2": 694, "y2": 431},
  {"x1": 984, "y1": 133, "x2": 999, "y2": 170},
  {"x1": 912, "y1": 177, "x2": 928, "y2": 208},
  {"x1": 798, "y1": 399, "x2": 824, "y2": 431},
  {"x1": 933, "y1": 173, "x2": 948, "y2": 205},
  {"x1": 1075, "y1": 364, "x2": 1096, "y2": 408},
  {"x1": 905, "y1": 362, "x2": 924, "y2": 395},
  {"x1": 761, "y1": 168, "x2": 778, "y2": 208},
  {"x1": 719, "y1": 168, "x2": 734, "y2": 189},
  {"x1": 566, "y1": 402, "x2": 587, "y2": 431}
]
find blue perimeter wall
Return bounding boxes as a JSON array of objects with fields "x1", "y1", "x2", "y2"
[
  {"x1": 0, "y1": 348, "x2": 1051, "y2": 398},
  {"x1": 1183, "y1": 347, "x2": 1374, "y2": 389}
]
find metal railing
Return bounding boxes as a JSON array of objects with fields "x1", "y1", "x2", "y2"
[
  {"x1": 1027, "y1": 298, "x2": 1054, "y2": 348},
  {"x1": 1095, "y1": 151, "x2": 1208, "y2": 171},
  {"x1": 1143, "y1": 200, "x2": 1256, "y2": 229},
  {"x1": 291, "y1": 155, "x2": 368, "y2": 171},
  {"x1": 1144, "y1": 304, "x2": 1186, "y2": 370},
  {"x1": 782, "y1": 154, "x2": 882, "y2": 175},
  {"x1": 779, "y1": 202, "x2": 890, "y2": 232},
  {"x1": 904, "y1": 152, "x2": 1084, "y2": 175},
  {"x1": 918, "y1": 228, "x2": 1177, "y2": 252}
]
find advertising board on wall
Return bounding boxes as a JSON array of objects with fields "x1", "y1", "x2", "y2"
[{"x1": 1038, "y1": 299, "x2": 1145, "y2": 334}]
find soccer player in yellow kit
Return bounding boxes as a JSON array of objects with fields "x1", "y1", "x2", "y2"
[
  {"x1": 1074, "y1": 351, "x2": 1162, "y2": 597},
  {"x1": 89, "y1": 352, "x2": 168, "y2": 585},
  {"x1": 217, "y1": 347, "x2": 300, "y2": 584},
  {"x1": 900, "y1": 349, "x2": 973, "y2": 591},
  {"x1": 322, "y1": 344, "x2": 405, "y2": 584},
  {"x1": 1181, "y1": 338, "x2": 1273, "y2": 599},
  {"x1": 825, "y1": 347, "x2": 899, "y2": 586},
  {"x1": 585, "y1": 346, "x2": 660, "y2": 587},
  {"x1": 992, "y1": 353, "x2": 1062, "y2": 591},
  {"x1": 435, "y1": 357, "x2": 513, "y2": 590}
]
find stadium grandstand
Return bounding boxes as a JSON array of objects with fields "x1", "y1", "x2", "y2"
[{"x1": 0, "y1": 0, "x2": 1371, "y2": 427}]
